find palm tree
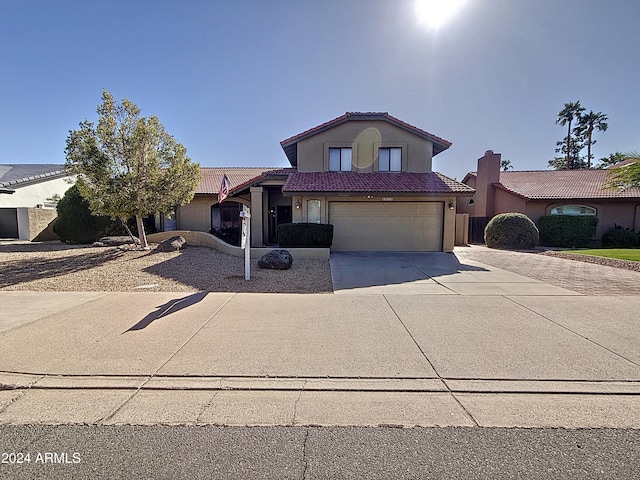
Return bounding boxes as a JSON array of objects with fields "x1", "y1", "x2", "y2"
[
  {"x1": 556, "y1": 101, "x2": 585, "y2": 169},
  {"x1": 576, "y1": 111, "x2": 608, "y2": 168}
]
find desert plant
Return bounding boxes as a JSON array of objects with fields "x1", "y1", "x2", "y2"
[
  {"x1": 601, "y1": 226, "x2": 639, "y2": 248},
  {"x1": 484, "y1": 213, "x2": 539, "y2": 250},
  {"x1": 538, "y1": 215, "x2": 599, "y2": 248}
]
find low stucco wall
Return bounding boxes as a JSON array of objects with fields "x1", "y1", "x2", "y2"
[
  {"x1": 147, "y1": 230, "x2": 330, "y2": 260},
  {"x1": 16, "y1": 207, "x2": 58, "y2": 241},
  {"x1": 455, "y1": 213, "x2": 469, "y2": 246}
]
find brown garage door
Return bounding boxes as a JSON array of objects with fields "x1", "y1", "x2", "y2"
[{"x1": 329, "y1": 201, "x2": 443, "y2": 251}]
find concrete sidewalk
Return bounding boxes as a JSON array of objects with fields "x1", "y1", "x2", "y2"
[{"x1": 1, "y1": 288, "x2": 639, "y2": 428}]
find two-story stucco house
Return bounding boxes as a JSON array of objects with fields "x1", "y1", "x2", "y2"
[{"x1": 175, "y1": 112, "x2": 474, "y2": 252}]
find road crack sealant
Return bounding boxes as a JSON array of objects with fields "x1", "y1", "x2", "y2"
[{"x1": 301, "y1": 427, "x2": 311, "y2": 480}]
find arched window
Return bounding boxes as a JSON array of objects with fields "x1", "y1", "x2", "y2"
[{"x1": 550, "y1": 205, "x2": 596, "y2": 216}]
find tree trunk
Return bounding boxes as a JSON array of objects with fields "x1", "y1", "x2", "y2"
[
  {"x1": 136, "y1": 214, "x2": 149, "y2": 249},
  {"x1": 119, "y1": 217, "x2": 138, "y2": 246},
  {"x1": 566, "y1": 120, "x2": 572, "y2": 170},
  {"x1": 587, "y1": 128, "x2": 593, "y2": 169}
]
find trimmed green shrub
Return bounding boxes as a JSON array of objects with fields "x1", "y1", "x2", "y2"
[
  {"x1": 601, "y1": 225, "x2": 639, "y2": 248},
  {"x1": 53, "y1": 185, "x2": 118, "y2": 244},
  {"x1": 537, "y1": 215, "x2": 599, "y2": 248},
  {"x1": 278, "y1": 223, "x2": 334, "y2": 248},
  {"x1": 484, "y1": 213, "x2": 539, "y2": 250}
]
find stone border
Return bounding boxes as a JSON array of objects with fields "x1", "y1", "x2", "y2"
[{"x1": 539, "y1": 250, "x2": 640, "y2": 272}]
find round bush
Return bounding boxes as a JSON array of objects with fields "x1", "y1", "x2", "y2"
[
  {"x1": 601, "y1": 227, "x2": 639, "y2": 248},
  {"x1": 484, "y1": 213, "x2": 539, "y2": 250},
  {"x1": 53, "y1": 185, "x2": 115, "y2": 244}
]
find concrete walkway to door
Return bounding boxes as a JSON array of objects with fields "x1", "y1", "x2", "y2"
[{"x1": 329, "y1": 251, "x2": 579, "y2": 295}]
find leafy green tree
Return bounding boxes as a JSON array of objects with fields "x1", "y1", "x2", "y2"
[
  {"x1": 603, "y1": 153, "x2": 640, "y2": 190},
  {"x1": 597, "y1": 152, "x2": 627, "y2": 169},
  {"x1": 65, "y1": 91, "x2": 200, "y2": 248},
  {"x1": 549, "y1": 135, "x2": 585, "y2": 170},
  {"x1": 575, "y1": 110, "x2": 608, "y2": 168},
  {"x1": 555, "y1": 101, "x2": 585, "y2": 170},
  {"x1": 500, "y1": 159, "x2": 512, "y2": 171}
]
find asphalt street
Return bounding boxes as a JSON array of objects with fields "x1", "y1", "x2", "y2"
[{"x1": 1, "y1": 425, "x2": 638, "y2": 480}]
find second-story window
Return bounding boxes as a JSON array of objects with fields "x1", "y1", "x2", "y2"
[
  {"x1": 329, "y1": 147, "x2": 352, "y2": 172},
  {"x1": 378, "y1": 147, "x2": 402, "y2": 172}
]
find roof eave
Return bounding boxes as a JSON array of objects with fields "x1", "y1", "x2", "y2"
[
  {"x1": 0, "y1": 171, "x2": 69, "y2": 188},
  {"x1": 282, "y1": 189, "x2": 473, "y2": 197}
]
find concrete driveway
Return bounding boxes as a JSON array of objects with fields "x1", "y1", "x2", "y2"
[{"x1": 329, "y1": 251, "x2": 578, "y2": 295}]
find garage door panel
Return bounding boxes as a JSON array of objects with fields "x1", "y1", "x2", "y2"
[{"x1": 329, "y1": 202, "x2": 443, "y2": 251}]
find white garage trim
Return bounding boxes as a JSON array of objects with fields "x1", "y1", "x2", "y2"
[{"x1": 329, "y1": 201, "x2": 444, "y2": 251}]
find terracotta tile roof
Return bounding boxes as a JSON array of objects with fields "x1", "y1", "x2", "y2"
[
  {"x1": 280, "y1": 112, "x2": 452, "y2": 166},
  {"x1": 468, "y1": 169, "x2": 640, "y2": 200},
  {"x1": 282, "y1": 171, "x2": 474, "y2": 195},
  {"x1": 0, "y1": 164, "x2": 67, "y2": 188},
  {"x1": 196, "y1": 167, "x2": 292, "y2": 194}
]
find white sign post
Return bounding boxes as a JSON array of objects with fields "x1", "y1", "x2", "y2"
[{"x1": 240, "y1": 205, "x2": 251, "y2": 280}]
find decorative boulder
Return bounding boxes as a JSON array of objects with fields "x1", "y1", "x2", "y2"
[
  {"x1": 258, "y1": 249, "x2": 293, "y2": 270},
  {"x1": 155, "y1": 235, "x2": 187, "y2": 252}
]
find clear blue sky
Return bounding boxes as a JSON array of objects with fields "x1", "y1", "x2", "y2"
[{"x1": 1, "y1": 0, "x2": 638, "y2": 180}]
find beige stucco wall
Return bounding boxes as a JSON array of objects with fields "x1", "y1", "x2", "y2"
[
  {"x1": 177, "y1": 194, "x2": 250, "y2": 232},
  {"x1": 147, "y1": 230, "x2": 329, "y2": 259},
  {"x1": 296, "y1": 121, "x2": 433, "y2": 173},
  {"x1": 455, "y1": 213, "x2": 469, "y2": 246},
  {"x1": 291, "y1": 195, "x2": 457, "y2": 252}
]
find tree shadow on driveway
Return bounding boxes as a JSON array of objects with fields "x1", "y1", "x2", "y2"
[{"x1": 329, "y1": 251, "x2": 490, "y2": 290}]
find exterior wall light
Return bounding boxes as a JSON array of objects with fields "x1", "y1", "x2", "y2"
[
  {"x1": 295, "y1": 201, "x2": 301, "y2": 209},
  {"x1": 448, "y1": 202, "x2": 455, "y2": 210}
]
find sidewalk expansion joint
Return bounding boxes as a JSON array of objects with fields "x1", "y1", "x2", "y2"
[
  {"x1": 3, "y1": 372, "x2": 639, "y2": 395},
  {"x1": 382, "y1": 295, "x2": 480, "y2": 427},
  {"x1": 506, "y1": 297, "x2": 640, "y2": 368}
]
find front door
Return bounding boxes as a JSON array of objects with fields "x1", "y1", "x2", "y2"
[{"x1": 268, "y1": 205, "x2": 292, "y2": 244}]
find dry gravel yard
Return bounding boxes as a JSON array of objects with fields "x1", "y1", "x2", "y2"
[{"x1": 0, "y1": 241, "x2": 333, "y2": 293}]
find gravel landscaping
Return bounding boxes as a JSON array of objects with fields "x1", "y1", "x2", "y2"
[{"x1": 0, "y1": 241, "x2": 333, "y2": 293}]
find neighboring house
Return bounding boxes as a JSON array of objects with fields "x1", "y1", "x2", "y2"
[
  {"x1": 458, "y1": 150, "x2": 640, "y2": 240},
  {"x1": 175, "y1": 112, "x2": 474, "y2": 252},
  {"x1": 0, "y1": 164, "x2": 74, "y2": 240}
]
